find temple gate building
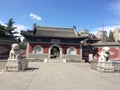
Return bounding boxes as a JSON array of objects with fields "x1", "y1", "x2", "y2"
[{"x1": 21, "y1": 26, "x2": 99, "y2": 62}]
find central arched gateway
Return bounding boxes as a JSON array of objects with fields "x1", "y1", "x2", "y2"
[{"x1": 49, "y1": 44, "x2": 62, "y2": 59}]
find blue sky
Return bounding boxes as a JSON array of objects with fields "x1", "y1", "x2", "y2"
[{"x1": 0, "y1": 0, "x2": 120, "y2": 36}]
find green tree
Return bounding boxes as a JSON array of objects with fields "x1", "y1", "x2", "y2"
[
  {"x1": 5, "y1": 18, "x2": 17, "y2": 38},
  {"x1": 33, "y1": 23, "x2": 36, "y2": 28},
  {"x1": 108, "y1": 30, "x2": 115, "y2": 42},
  {"x1": 16, "y1": 37, "x2": 21, "y2": 43},
  {"x1": 0, "y1": 24, "x2": 6, "y2": 38},
  {"x1": 22, "y1": 38, "x2": 27, "y2": 46}
]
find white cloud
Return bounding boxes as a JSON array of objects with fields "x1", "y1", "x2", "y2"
[
  {"x1": 91, "y1": 25, "x2": 120, "y2": 36},
  {"x1": 29, "y1": 13, "x2": 42, "y2": 20},
  {"x1": 109, "y1": 1, "x2": 120, "y2": 16},
  {"x1": 14, "y1": 24, "x2": 28, "y2": 36},
  {"x1": 14, "y1": 24, "x2": 28, "y2": 41},
  {"x1": 0, "y1": 21, "x2": 6, "y2": 26},
  {"x1": 90, "y1": 30, "x2": 97, "y2": 35}
]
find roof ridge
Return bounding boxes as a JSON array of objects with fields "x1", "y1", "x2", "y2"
[{"x1": 36, "y1": 26, "x2": 73, "y2": 31}]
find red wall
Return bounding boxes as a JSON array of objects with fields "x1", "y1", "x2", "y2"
[
  {"x1": 94, "y1": 47, "x2": 120, "y2": 60},
  {"x1": 29, "y1": 43, "x2": 80, "y2": 54},
  {"x1": 26, "y1": 43, "x2": 120, "y2": 60},
  {"x1": 0, "y1": 44, "x2": 11, "y2": 58},
  {"x1": 1, "y1": 44, "x2": 11, "y2": 53},
  {"x1": 30, "y1": 43, "x2": 51, "y2": 53}
]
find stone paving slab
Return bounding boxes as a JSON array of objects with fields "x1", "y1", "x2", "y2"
[
  {"x1": 0, "y1": 62, "x2": 120, "y2": 90},
  {"x1": 0, "y1": 60, "x2": 6, "y2": 70}
]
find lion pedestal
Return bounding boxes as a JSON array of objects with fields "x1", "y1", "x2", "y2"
[
  {"x1": 5, "y1": 43, "x2": 28, "y2": 71},
  {"x1": 97, "y1": 47, "x2": 114, "y2": 72}
]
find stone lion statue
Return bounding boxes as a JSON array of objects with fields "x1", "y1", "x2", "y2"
[
  {"x1": 9, "y1": 43, "x2": 21, "y2": 59},
  {"x1": 97, "y1": 47, "x2": 114, "y2": 72},
  {"x1": 6, "y1": 43, "x2": 28, "y2": 71},
  {"x1": 98, "y1": 47, "x2": 110, "y2": 62}
]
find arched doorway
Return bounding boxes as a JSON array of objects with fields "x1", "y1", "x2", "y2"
[{"x1": 50, "y1": 46, "x2": 60, "y2": 58}]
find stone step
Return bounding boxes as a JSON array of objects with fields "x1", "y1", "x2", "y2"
[
  {"x1": 44, "y1": 58, "x2": 67, "y2": 63},
  {"x1": 48, "y1": 59, "x2": 63, "y2": 63}
]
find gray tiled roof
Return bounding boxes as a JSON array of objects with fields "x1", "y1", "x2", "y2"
[
  {"x1": 92, "y1": 42, "x2": 120, "y2": 46},
  {"x1": 34, "y1": 26, "x2": 78, "y2": 37}
]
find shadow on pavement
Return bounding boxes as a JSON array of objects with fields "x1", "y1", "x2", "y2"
[{"x1": 25, "y1": 67, "x2": 40, "y2": 72}]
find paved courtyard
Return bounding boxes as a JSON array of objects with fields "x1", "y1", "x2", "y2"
[{"x1": 0, "y1": 62, "x2": 120, "y2": 90}]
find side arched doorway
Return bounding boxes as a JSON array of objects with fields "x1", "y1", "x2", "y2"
[{"x1": 49, "y1": 44, "x2": 61, "y2": 59}]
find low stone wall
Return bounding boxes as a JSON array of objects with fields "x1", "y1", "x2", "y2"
[
  {"x1": 62, "y1": 54, "x2": 80, "y2": 59},
  {"x1": 90, "y1": 60, "x2": 120, "y2": 72},
  {"x1": 28, "y1": 53, "x2": 48, "y2": 59},
  {"x1": 62, "y1": 54, "x2": 81, "y2": 62},
  {"x1": 27, "y1": 53, "x2": 82, "y2": 62}
]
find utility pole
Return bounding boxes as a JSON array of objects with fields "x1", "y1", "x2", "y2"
[{"x1": 102, "y1": 23, "x2": 104, "y2": 31}]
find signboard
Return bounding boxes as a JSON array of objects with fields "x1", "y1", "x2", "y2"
[{"x1": 51, "y1": 39, "x2": 60, "y2": 43}]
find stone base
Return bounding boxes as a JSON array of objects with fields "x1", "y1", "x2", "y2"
[
  {"x1": 21, "y1": 59, "x2": 28, "y2": 70},
  {"x1": 97, "y1": 61, "x2": 114, "y2": 72},
  {"x1": 44, "y1": 58, "x2": 48, "y2": 63},
  {"x1": 44, "y1": 58, "x2": 67, "y2": 63},
  {"x1": 62, "y1": 59, "x2": 67, "y2": 63},
  {"x1": 5, "y1": 59, "x2": 28, "y2": 72}
]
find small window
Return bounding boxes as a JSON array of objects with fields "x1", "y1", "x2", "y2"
[
  {"x1": 67, "y1": 47, "x2": 77, "y2": 55},
  {"x1": 33, "y1": 45, "x2": 43, "y2": 54}
]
